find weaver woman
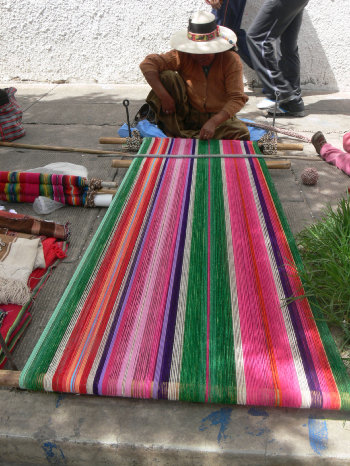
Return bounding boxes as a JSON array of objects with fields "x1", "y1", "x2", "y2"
[{"x1": 139, "y1": 11, "x2": 250, "y2": 141}]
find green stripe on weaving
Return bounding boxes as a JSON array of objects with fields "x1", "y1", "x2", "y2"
[
  {"x1": 252, "y1": 141, "x2": 262, "y2": 154},
  {"x1": 20, "y1": 159, "x2": 143, "y2": 391},
  {"x1": 138, "y1": 137, "x2": 153, "y2": 154},
  {"x1": 179, "y1": 158, "x2": 208, "y2": 402},
  {"x1": 259, "y1": 160, "x2": 350, "y2": 409},
  {"x1": 197, "y1": 139, "x2": 209, "y2": 154},
  {"x1": 209, "y1": 158, "x2": 236, "y2": 403},
  {"x1": 209, "y1": 139, "x2": 220, "y2": 154}
]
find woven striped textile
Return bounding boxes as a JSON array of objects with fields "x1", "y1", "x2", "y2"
[
  {"x1": 0, "y1": 171, "x2": 88, "y2": 206},
  {"x1": 0, "y1": 88, "x2": 25, "y2": 142},
  {"x1": 20, "y1": 138, "x2": 350, "y2": 409}
]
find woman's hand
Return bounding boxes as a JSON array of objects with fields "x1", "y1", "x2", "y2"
[
  {"x1": 199, "y1": 119, "x2": 216, "y2": 140},
  {"x1": 161, "y1": 94, "x2": 176, "y2": 115}
]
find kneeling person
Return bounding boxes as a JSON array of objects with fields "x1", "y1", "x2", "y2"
[{"x1": 139, "y1": 11, "x2": 250, "y2": 141}]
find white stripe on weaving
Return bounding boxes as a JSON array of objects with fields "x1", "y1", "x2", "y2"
[
  {"x1": 43, "y1": 160, "x2": 148, "y2": 392},
  {"x1": 167, "y1": 159, "x2": 197, "y2": 400},
  {"x1": 85, "y1": 159, "x2": 168, "y2": 394},
  {"x1": 221, "y1": 159, "x2": 247, "y2": 406},
  {"x1": 119, "y1": 159, "x2": 184, "y2": 396},
  {"x1": 245, "y1": 159, "x2": 311, "y2": 408}
]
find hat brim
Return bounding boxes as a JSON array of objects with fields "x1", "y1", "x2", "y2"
[{"x1": 169, "y1": 26, "x2": 236, "y2": 54}]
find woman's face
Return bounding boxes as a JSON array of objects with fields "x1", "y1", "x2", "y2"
[{"x1": 190, "y1": 53, "x2": 215, "y2": 66}]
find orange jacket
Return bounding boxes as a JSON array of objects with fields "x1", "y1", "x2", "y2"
[{"x1": 140, "y1": 49, "x2": 248, "y2": 117}]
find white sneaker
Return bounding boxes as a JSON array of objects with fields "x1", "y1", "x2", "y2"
[{"x1": 256, "y1": 98, "x2": 277, "y2": 110}]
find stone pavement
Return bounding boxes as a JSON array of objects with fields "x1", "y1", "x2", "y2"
[{"x1": 0, "y1": 83, "x2": 350, "y2": 465}]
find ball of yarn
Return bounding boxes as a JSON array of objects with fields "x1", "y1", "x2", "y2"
[{"x1": 301, "y1": 167, "x2": 319, "y2": 185}]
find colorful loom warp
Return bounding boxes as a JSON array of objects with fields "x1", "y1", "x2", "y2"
[
  {"x1": 20, "y1": 138, "x2": 350, "y2": 410},
  {"x1": 0, "y1": 171, "x2": 88, "y2": 206}
]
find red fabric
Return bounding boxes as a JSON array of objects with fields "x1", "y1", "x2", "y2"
[{"x1": 0, "y1": 237, "x2": 67, "y2": 367}]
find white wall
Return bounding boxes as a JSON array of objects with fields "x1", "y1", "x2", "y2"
[{"x1": 1, "y1": 0, "x2": 349, "y2": 91}]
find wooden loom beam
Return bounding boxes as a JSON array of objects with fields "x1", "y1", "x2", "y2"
[
  {"x1": 0, "y1": 370, "x2": 20, "y2": 388},
  {"x1": 112, "y1": 158, "x2": 292, "y2": 169},
  {"x1": 99, "y1": 137, "x2": 304, "y2": 152}
]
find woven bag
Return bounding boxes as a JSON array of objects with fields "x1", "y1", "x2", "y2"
[{"x1": 0, "y1": 87, "x2": 25, "y2": 141}]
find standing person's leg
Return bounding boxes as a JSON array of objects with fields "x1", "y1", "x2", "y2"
[
  {"x1": 246, "y1": 0, "x2": 308, "y2": 103},
  {"x1": 278, "y1": 10, "x2": 305, "y2": 97},
  {"x1": 213, "y1": 0, "x2": 253, "y2": 68}
]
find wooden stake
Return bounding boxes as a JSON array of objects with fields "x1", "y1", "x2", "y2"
[
  {"x1": 0, "y1": 141, "x2": 130, "y2": 157},
  {"x1": 266, "y1": 160, "x2": 291, "y2": 169},
  {"x1": 111, "y1": 160, "x2": 133, "y2": 168},
  {"x1": 99, "y1": 137, "x2": 126, "y2": 145},
  {"x1": 0, "y1": 370, "x2": 20, "y2": 388}
]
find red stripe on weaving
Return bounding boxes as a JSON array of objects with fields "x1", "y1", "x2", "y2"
[
  {"x1": 51, "y1": 159, "x2": 161, "y2": 393},
  {"x1": 234, "y1": 159, "x2": 282, "y2": 407},
  {"x1": 53, "y1": 159, "x2": 158, "y2": 393},
  {"x1": 76, "y1": 161, "x2": 164, "y2": 393}
]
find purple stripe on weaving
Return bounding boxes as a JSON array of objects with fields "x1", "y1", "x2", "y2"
[
  {"x1": 243, "y1": 140, "x2": 251, "y2": 154},
  {"x1": 92, "y1": 160, "x2": 169, "y2": 394},
  {"x1": 151, "y1": 159, "x2": 191, "y2": 398},
  {"x1": 167, "y1": 138, "x2": 175, "y2": 154},
  {"x1": 191, "y1": 138, "x2": 196, "y2": 154},
  {"x1": 248, "y1": 158, "x2": 322, "y2": 408},
  {"x1": 153, "y1": 159, "x2": 194, "y2": 399}
]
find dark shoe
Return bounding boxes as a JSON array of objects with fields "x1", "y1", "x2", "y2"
[
  {"x1": 267, "y1": 98, "x2": 305, "y2": 117},
  {"x1": 311, "y1": 131, "x2": 327, "y2": 154}
]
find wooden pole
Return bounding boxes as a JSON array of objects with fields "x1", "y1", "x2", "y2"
[
  {"x1": 112, "y1": 159, "x2": 291, "y2": 169},
  {"x1": 0, "y1": 141, "x2": 130, "y2": 157},
  {"x1": 0, "y1": 370, "x2": 20, "y2": 388},
  {"x1": 106, "y1": 152, "x2": 321, "y2": 161},
  {"x1": 100, "y1": 137, "x2": 303, "y2": 152}
]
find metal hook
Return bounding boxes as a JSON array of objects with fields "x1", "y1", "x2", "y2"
[{"x1": 123, "y1": 99, "x2": 132, "y2": 138}]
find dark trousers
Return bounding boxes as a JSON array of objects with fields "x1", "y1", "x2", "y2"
[
  {"x1": 212, "y1": 0, "x2": 253, "y2": 69},
  {"x1": 246, "y1": 0, "x2": 309, "y2": 101}
]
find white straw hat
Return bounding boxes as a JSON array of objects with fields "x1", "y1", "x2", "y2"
[{"x1": 169, "y1": 11, "x2": 237, "y2": 54}]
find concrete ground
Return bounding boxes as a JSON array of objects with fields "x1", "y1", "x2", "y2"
[{"x1": 0, "y1": 82, "x2": 350, "y2": 465}]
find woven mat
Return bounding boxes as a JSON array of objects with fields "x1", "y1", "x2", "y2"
[{"x1": 20, "y1": 138, "x2": 350, "y2": 409}]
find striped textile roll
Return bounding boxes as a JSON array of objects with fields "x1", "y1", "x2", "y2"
[
  {"x1": 20, "y1": 138, "x2": 350, "y2": 410},
  {"x1": 0, "y1": 172, "x2": 88, "y2": 206}
]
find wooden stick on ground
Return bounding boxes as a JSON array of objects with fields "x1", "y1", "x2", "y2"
[
  {"x1": 0, "y1": 141, "x2": 131, "y2": 157},
  {"x1": 0, "y1": 370, "x2": 20, "y2": 388}
]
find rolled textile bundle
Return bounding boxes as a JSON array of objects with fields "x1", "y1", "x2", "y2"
[
  {"x1": 0, "y1": 182, "x2": 86, "y2": 200},
  {"x1": 0, "y1": 171, "x2": 87, "y2": 187},
  {"x1": 0, "y1": 210, "x2": 70, "y2": 240},
  {"x1": 0, "y1": 192, "x2": 86, "y2": 206}
]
